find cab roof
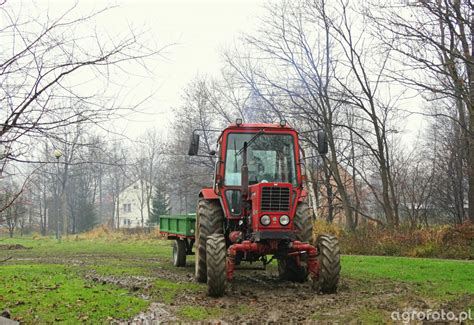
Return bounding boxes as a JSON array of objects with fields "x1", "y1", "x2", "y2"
[
  {"x1": 218, "y1": 123, "x2": 297, "y2": 143},
  {"x1": 225, "y1": 122, "x2": 294, "y2": 130}
]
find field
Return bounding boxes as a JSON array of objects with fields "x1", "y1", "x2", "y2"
[{"x1": 0, "y1": 235, "x2": 473, "y2": 323}]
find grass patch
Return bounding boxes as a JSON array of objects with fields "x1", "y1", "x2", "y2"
[
  {"x1": 151, "y1": 278, "x2": 201, "y2": 304},
  {"x1": 0, "y1": 236, "x2": 171, "y2": 258},
  {"x1": 89, "y1": 264, "x2": 151, "y2": 277},
  {"x1": 355, "y1": 308, "x2": 386, "y2": 324},
  {"x1": 0, "y1": 264, "x2": 148, "y2": 323},
  {"x1": 341, "y1": 255, "x2": 474, "y2": 299},
  {"x1": 178, "y1": 306, "x2": 223, "y2": 321},
  {"x1": 2, "y1": 234, "x2": 473, "y2": 322}
]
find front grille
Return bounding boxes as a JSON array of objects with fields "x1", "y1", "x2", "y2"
[{"x1": 261, "y1": 187, "x2": 291, "y2": 211}]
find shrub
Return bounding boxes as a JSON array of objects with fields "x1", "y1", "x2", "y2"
[
  {"x1": 317, "y1": 221, "x2": 474, "y2": 260},
  {"x1": 313, "y1": 219, "x2": 344, "y2": 238}
]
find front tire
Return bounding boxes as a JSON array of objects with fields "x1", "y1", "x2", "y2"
[
  {"x1": 287, "y1": 202, "x2": 312, "y2": 282},
  {"x1": 206, "y1": 234, "x2": 227, "y2": 297},
  {"x1": 173, "y1": 239, "x2": 186, "y2": 267},
  {"x1": 195, "y1": 199, "x2": 224, "y2": 283},
  {"x1": 315, "y1": 234, "x2": 340, "y2": 294}
]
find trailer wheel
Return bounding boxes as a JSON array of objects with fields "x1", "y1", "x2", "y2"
[
  {"x1": 173, "y1": 239, "x2": 186, "y2": 267},
  {"x1": 278, "y1": 258, "x2": 307, "y2": 282},
  {"x1": 294, "y1": 202, "x2": 313, "y2": 243},
  {"x1": 314, "y1": 234, "x2": 340, "y2": 294},
  {"x1": 195, "y1": 199, "x2": 224, "y2": 283},
  {"x1": 206, "y1": 234, "x2": 227, "y2": 297}
]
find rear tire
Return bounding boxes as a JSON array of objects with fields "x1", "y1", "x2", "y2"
[
  {"x1": 195, "y1": 199, "x2": 224, "y2": 283},
  {"x1": 173, "y1": 239, "x2": 186, "y2": 267},
  {"x1": 278, "y1": 258, "x2": 307, "y2": 282},
  {"x1": 206, "y1": 234, "x2": 227, "y2": 297},
  {"x1": 294, "y1": 202, "x2": 313, "y2": 243},
  {"x1": 315, "y1": 234, "x2": 340, "y2": 294}
]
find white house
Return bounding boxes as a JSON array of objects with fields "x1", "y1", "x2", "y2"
[{"x1": 117, "y1": 180, "x2": 151, "y2": 228}]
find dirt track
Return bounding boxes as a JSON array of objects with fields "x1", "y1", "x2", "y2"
[
  {"x1": 3, "y1": 247, "x2": 472, "y2": 323},
  {"x1": 108, "y1": 262, "x2": 465, "y2": 324}
]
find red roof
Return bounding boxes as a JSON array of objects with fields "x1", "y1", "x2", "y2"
[{"x1": 230, "y1": 122, "x2": 291, "y2": 128}]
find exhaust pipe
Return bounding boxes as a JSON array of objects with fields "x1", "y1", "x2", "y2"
[{"x1": 241, "y1": 141, "x2": 249, "y2": 201}]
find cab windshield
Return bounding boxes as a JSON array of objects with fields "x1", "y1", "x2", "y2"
[{"x1": 224, "y1": 133, "x2": 297, "y2": 186}]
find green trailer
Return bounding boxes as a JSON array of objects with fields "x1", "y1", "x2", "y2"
[{"x1": 159, "y1": 214, "x2": 196, "y2": 267}]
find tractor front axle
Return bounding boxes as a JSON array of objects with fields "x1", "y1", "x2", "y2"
[{"x1": 226, "y1": 240, "x2": 320, "y2": 282}]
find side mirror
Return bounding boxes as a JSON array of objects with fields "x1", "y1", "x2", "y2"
[
  {"x1": 188, "y1": 133, "x2": 200, "y2": 156},
  {"x1": 317, "y1": 130, "x2": 328, "y2": 155}
]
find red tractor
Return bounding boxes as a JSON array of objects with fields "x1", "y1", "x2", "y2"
[{"x1": 188, "y1": 120, "x2": 340, "y2": 297}]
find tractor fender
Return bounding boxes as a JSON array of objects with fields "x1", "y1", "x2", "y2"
[{"x1": 199, "y1": 188, "x2": 219, "y2": 200}]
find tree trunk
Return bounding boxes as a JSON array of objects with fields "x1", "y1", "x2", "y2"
[
  {"x1": 468, "y1": 39, "x2": 474, "y2": 222},
  {"x1": 350, "y1": 130, "x2": 360, "y2": 229},
  {"x1": 324, "y1": 165, "x2": 334, "y2": 223},
  {"x1": 99, "y1": 172, "x2": 103, "y2": 224},
  {"x1": 116, "y1": 196, "x2": 120, "y2": 229},
  {"x1": 328, "y1": 156, "x2": 355, "y2": 230},
  {"x1": 305, "y1": 163, "x2": 319, "y2": 220},
  {"x1": 469, "y1": 106, "x2": 474, "y2": 222},
  {"x1": 42, "y1": 185, "x2": 47, "y2": 236}
]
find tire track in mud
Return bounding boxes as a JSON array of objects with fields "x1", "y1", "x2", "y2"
[
  {"x1": 10, "y1": 255, "x2": 468, "y2": 323},
  {"x1": 122, "y1": 265, "x2": 410, "y2": 324}
]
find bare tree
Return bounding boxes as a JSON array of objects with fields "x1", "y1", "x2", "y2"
[
  {"x1": 0, "y1": 2, "x2": 165, "y2": 212},
  {"x1": 220, "y1": 0, "x2": 407, "y2": 227},
  {"x1": 165, "y1": 77, "x2": 222, "y2": 214},
  {"x1": 108, "y1": 143, "x2": 129, "y2": 229},
  {"x1": 132, "y1": 129, "x2": 166, "y2": 226},
  {"x1": 223, "y1": 0, "x2": 359, "y2": 227},
  {"x1": 1, "y1": 180, "x2": 26, "y2": 237},
  {"x1": 366, "y1": 0, "x2": 473, "y2": 222}
]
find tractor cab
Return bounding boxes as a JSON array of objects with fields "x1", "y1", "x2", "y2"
[
  {"x1": 218, "y1": 123, "x2": 301, "y2": 233},
  {"x1": 221, "y1": 127, "x2": 299, "y2": 226}
]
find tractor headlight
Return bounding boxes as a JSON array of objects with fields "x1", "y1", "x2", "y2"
[
  {"x1": 260, "y1": 215, "x2": 271, "y2": 226},
  {"x1": 280, "y1": 215, "x2": 290, "y2": 226}
]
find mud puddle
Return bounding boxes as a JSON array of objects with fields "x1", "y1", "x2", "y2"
[{"x1": 0, "y1": 244, "x2": 30, "y2": 250}]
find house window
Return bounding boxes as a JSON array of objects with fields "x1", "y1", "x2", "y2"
[{"x1": 123, "y1": 203, "x2": 131, "y2": 213}]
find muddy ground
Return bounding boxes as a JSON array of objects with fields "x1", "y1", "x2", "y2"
[
  {"x1": 83, "y1": 259, "x2": 468, "y2": 324},
  {"x1": 3, "y1": 245, "x2": 472, "y2": 323}
]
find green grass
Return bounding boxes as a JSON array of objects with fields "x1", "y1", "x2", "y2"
[
  {"x1": 91, "y1": 264, "x2": 151, "y2": 276},
  {"x1": 0, "y1": 236, "x2": 171, "y2": 258},
  {"x1": 1, "y1": 235, "x2": 473, "y2": 323},
  {"x1": 341, "y1": 255, "x2": 474, "y2": 299},
  {"x1": 0, "y1": 236, "x2": 180, "y2": 323},
  {"x1": 177, "y1": 306, "x2": 223, "y2": 321},
  {"x1": 152, "y1": 278, "x2": 201, "y2": 304},
  {"x1": 355, "y1": 308, "x2": 386, "y2": 324},
  {"x1": 0, "y1": 264, "x2": 148, "y2": 323}
]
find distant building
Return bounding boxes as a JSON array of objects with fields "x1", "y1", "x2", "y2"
[{"x1": 117, "y1": 180, "x2": 150, "y2": 228}]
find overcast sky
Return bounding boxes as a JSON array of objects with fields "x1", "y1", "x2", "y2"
[
  {"x1": 105, "y1": 0, "x2": 424, "y2": 143},
  {"x1": 17, "y1": 0, "x2": 425, "y2": 145},
  {"x1": 86, "y1": 0, "x2": 265, "y2": 137},
  {"x1": 18, "y1": 0, "x2": 263, "y2": 138}
]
